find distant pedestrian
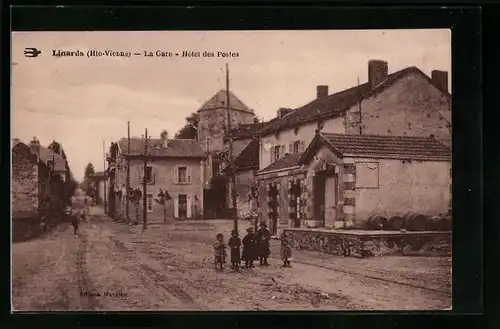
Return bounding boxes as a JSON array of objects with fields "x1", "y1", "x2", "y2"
[
  {"x1": 256, "y1": 221, "x2": 271, "y2": 266},
  {"x1": 71, "y1": 213, "x2": 79, "y2": 236},
  {"x1": 242, "y1": 227, "x2": 257, "y2": 269},
  {"x1": 228, "y1": 229, "x2": 241, "y2": 271},
  {"x1": 213, "y1": 233, "x2": 227, "y2": 271},
  {"x1": 280, "y1": 231, "x2": 292, "y2": 267}
]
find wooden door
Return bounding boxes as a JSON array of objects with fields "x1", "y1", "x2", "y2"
[
  {"x1": 178, "y1": 194, "x2": 187, "y2": 219},
  {"x1": 313, "y1": 175, "x2": 326, "y2": 225}
]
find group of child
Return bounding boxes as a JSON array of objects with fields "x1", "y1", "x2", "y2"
[{"x1": 213, "y1": 221, "x2": 292, "y2": 271}]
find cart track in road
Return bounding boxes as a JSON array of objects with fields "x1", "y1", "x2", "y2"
[
  {"x1": 108, "y1": 236, "x2": 203, "y2": 310},
  {"x1": 76, "y1": 233, "x2": 102, "y2": 310},
  {"x1": 267, "y1": 254, "x2": 451, "y2": 297}
]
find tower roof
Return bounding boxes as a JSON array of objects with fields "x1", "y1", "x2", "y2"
[{"x1": 197, "y1": 90, "x2": 254, "y2": 114}]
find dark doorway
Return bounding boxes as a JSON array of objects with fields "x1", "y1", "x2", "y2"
[
  {"x1": 313, "y1": 175, "x2": 326, "y2": 225},
  {"x1": 179, "y1": 194, "x2": 187, "y2": 219}
]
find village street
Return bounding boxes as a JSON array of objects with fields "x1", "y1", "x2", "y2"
[{"x1": 12, "y1": 207, "x2": 451, "y2": 311}]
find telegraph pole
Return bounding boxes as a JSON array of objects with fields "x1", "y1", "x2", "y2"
[
  {"x1": 103, "y1": 141, "x2": 107, "y2": 214},
  {"x1": 226, "y1": 63, "x2": 238, "y2": 232},
  {"x1": 142, "y1": 128, "x2": 148, "y2": 230},
  {"x1": 126, "y1": 121, "x2": 131, "y2": 223}
]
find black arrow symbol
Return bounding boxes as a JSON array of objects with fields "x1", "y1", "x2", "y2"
[{"x1": 24, "y1": 48, "x2": 41, "y2": 57}]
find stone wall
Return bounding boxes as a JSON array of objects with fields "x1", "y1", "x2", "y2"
[
  {"x1": 12, "y1": 146, "x2": 39, "y2": 219},
  {"x1": 284, "y1": 228, "x2": 452, "y2": 258}
]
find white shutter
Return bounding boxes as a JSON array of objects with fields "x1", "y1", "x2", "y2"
[
  {"x1": 300, "y1": 141, "x2": 306, "y2": 152},
  {"x1": 270, "y1": 147, "x2": 275, "y2": 163},
  {"x1": 140, "y1": 166, "x2": 144, "y2": 184},
  {"x1": 288, "y1": 143, "x2": 293, "y2": 154},
  {"x1": 186, "y1": 194, "x2": 192, "y2": 218},
  {"x1": 187, "y1": 166, "x2": 192, "y2": 184},
  {"x1": 280, "y1": 145, "x2": 285, "y2": 158},
  {"x1": 174, "y1": 166, "x2": 179, "y2": 184},
  {"x1": 174, "y1": 195, "x2": 179, "y2": 218}
]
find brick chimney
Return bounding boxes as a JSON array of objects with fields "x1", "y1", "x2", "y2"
[
  {"x1": 316, "y1": 85, "x2": 329, "y2": 99},
  {"x1": 368, "y1": 60, "x2": 388, "y2": 89},
  {"x1": 431, "y1": 70, "x2": 449, "y2": 94},
  {"x1": 160, "y1": 131, "x2": 169, "y2": 148},
  {"x1": 29, "y1": 137, "x2": 40, "y2": 156},
  {"x1": 277, "y1": 107, "x2": 293, "y2": 119}
]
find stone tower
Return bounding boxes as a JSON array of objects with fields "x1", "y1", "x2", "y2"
[
  {"x1": 197, "y1": 90, "x2": 255, "y2": 186},
  {"x1": 197, "y1": 89, "x2": 255, "y2": 154}
]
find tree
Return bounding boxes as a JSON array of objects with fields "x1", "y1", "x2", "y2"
[
  {"x1": 254, "y1": 116, "x2": 260, "y2": 124},
  {"x1": 155, "y1": 189, "x2": 172, "y2": 222},
  {"x1": 83, "y1": 163, "x2": 96, "y2": 199},
  {"x1": 175, "y1": 112, "x2": 199, "y2": 139}
]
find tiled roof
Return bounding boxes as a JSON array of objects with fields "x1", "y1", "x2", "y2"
[
  {"x1": 117, "y1": 138, "x2": 205, "y2": 158},
  {"x1": 299, "y1": 133, "x2": 451, "y2": 163},
  {"x1": 197, "y1": 90, "x2": 254, "y2": 114},
  {"x1": 233, "y1": 138, "x2": 259, "y2": 171},
  {"x1": 259, "y1": 67, "x2": 449, "y2": 136},
  {"x1": 257, "y1": 152, "x2": 303, "y2": 174},
  {"x1": 39, "y1": 146, "x2": 66, "y2": 172},
  {"x1": 225, "y1": 119, "x2": 277, "y2": 140}
]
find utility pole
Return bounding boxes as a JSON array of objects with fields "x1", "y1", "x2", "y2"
[
  {"x1": 103, "y1": 141, "x2": 107, "y2": 214},
  {"x1": 226, "y1": 63, "x2": 238, "y2": 232},
  {"x1": 142, "y1": 128, "x2": 148, "y2": 230},
  {"x1": 126, "y1": 121, "x2": 131, "y2": 223},
  {"x1": 357, "y1": 77, "x2": 363, "y2": 135}
]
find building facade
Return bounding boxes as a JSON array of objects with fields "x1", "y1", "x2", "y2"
[
  {"x1": 256, "y1": 132, "x2": 451, "y2": 236},
  {"x1": 107, "y1": 136, "x2": 205, "y2": 221},
  {"x1": 253, "y1": 60, "x2": 451, "y2": 235}
]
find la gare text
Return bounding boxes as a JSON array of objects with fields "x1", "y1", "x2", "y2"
[{"x1": 147, "y1": 50, "x2": 239, "y2": 58}]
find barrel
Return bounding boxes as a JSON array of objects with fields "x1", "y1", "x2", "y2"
[
  {"x1": 388, "y1": 215, "x2": 405, "y2": 231},
  {"x1": 404, "y1": 212, "x2": 428, "y2": 231},
  {"x1": 426, "y1": 216, "x2": 443, "y2": 231},
  {"x1": 367, "y1": 215, "x2": 388, "y2": 230},
  {"x1": 440, "y1": 215, "x2": 452, "y2": 231}
]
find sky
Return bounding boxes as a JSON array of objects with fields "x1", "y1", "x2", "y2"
[{"x1": 11, "y1": 29, "x2": 451, "y2": 181}]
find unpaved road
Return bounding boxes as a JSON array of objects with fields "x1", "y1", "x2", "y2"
[{"x1": 12, "y1": 215, "x2": 451, "y2": 311}]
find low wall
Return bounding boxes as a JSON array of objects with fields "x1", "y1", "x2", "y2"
[{"x1": 283, "y1": 228, "x2": 452, "y2": 258}]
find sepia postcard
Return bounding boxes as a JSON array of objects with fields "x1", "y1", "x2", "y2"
[{"x1": 11, "y1": 29, "x2": 452, "y2": 311}]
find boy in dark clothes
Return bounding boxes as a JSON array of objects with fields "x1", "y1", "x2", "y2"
[
  {"x1": 280, "y1": 231, "x2": 292, "y2": 267},
  {"x1": 242, "y1": 227, "x2": 257, "y2": 269},
  {"x1": 213, "y1": 233, "x2": 227, "y2": 271},
  {"x1": 228, "y1": 229, "x2": 241, "y2": 271},
  {"x1": 256, "y1": 221, "x2": 271, "y2": 266},
  {"x1": 71, "y1": 212, "x2": 79, "y2": 236}
]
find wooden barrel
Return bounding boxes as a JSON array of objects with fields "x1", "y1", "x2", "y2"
[
  {"x1": 441, "y1": 215, "x2": 452, "y2": 231},
  {"x1": 404, "y1": 212, "x2": 428, "y2": 231},
  {"x1": 388, "y1": 215, "x2": 405, "y2": 231},
  {"x1": 427, "y1": 216, "x2": 443, "y2": 231},
  {"x1": 367, "y1": 215, "x2": 388, "y2": 230}
]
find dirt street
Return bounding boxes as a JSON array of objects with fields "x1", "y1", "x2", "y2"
[{"x1": 12, "y1": 213, "x2": 451, "y2": 311}]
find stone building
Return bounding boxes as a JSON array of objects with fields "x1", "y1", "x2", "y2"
[
  {"x1": 197, "y1": 90, "x2": 256, "y2": 188},
  {"x1": 256, "y1": 132, "x2": 451, "y2": 235},
  {"x1": 254, "y1": 60, "x2": 451, "y2": 235},
  {"x1": 12, "y1": 138, "x2": 68, "y2": 239},
  {"x1": 106, "y1": 134, "x2": 205, "y2": 221}
]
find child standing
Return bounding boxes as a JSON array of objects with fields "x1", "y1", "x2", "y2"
[
  {"x1": 242, "y1": 227, "x2": 257, "y2": 269},
  {"x1": 280, "y1": 231, "x2": 292, "y2": 267},
  {"x1": 213, "y1": 233, "x2": 227, "y2": 271},
  {"x1": 228, "y1": 230, "x2": 241, "y2": 271},
  {"x1": 71, "y1": 212, "x2": 79, "y2": 236}
]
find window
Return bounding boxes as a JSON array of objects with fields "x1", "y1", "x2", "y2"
[
  {"x1": 272, "y1": 145, "x2": 281, "y2": 162},
  {"x1": 178, "y1": 166, "x2": 187, "y2": 183},
  {"x1": 293, "y1": 141, "x2": 301, "y2": 154},
  {"x1": 147, "y1": 194, "x2": 153, "y2": 212}
]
